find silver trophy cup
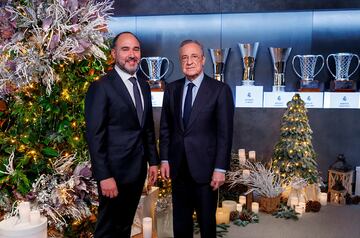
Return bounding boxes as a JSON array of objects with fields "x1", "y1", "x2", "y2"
[
  {"x1": 269, "y1": 47, "x2": 292, "y2": 92},
  {"x1": 326, "y1": 53, "x2": 360, "y2": 81},
  {"x1": 238, "y1": 42, "x2": 259, "y2": 86},
  {"x1": 208, "y1": 48, "x2": 231, "y2": 82},
  {"x1": 292, "y1": 55, "x2": 324, "y2": 81},
  {"x1": 140, "y1": 57, "x2": 169, "y2": 90}
]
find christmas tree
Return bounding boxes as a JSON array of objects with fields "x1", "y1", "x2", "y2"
[
  {"x1": 0, "y1": 0, "x2": 113, "y2": 236},
  {"x1": 272, "y1": 94, "x2": 320, "y2": 184}
]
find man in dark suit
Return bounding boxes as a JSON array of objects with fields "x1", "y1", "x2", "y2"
[
  {"x1": 160, "y1": 40, "x2": 234, "y2": 238},
  {"x1": 85, "y1": 32, "x2": 159, "y2": 238}
]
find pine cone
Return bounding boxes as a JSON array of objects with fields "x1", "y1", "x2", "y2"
[
  {"x1": 305, "y1": 201, "x2": 312, "y2": 212},
  {"x1": 239, "y1": 212, "x2": 251, "y2": 221},
  {"x1": 351, "y1": 196, "x2": 360, "y2": 205},
  {"x1": 310, "y1": 201, "x2": 321, "y2": 212},
  {"x1": 345, "y1": 193, "x2": 352, "y2": 205},
  {"x1": 230, "y1": 211, "x2": 239, "y2": 221}
]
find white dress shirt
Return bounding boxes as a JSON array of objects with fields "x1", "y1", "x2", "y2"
[
  {"x1": 181, "y1": 72, "x2": 204, "y2": 117},
  {"x1": 114, "y1": 65, "x2": 144, "y2": 108}
]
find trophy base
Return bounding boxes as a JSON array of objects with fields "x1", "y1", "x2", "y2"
[
  {"x1": 299, "y1": 80, "x2": 321, "y2": 92},
  {"x1": 272, "y1": 85, "x2": 285, "y2": 92},
  {"x1": 148, "y1": 80, "x2": 164, "y2": 92},
  {"x1": 330, "y1": 80, "x2": 356, "y2": 92},
  {"x1": 242, "y1": 80, "x2": 255, "y2": 86}
]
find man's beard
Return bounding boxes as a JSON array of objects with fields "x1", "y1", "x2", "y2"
[{"x1": 118, "y1": 61, "x2": 139, "y2": 75}]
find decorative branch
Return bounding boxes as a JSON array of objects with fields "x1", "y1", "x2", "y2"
[
  {"x1": 0, "y1": 0, "x2": 114, "y2": 97},
  {"x1": 228, "y1": 160, "x2": 285, "y2": 198}
]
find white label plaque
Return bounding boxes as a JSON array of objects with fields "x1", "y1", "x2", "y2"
[
  {"x1": 263, "y1": 92, "x2": 295, "y2": 108},
  {"x1": 235, "y1": 86, "x2": 263, "y2": 108},
  {"x1": 298, "y1": 92, "x2": 324, "y2": 108},
  {"x1": 323, "y1": 92, "x2": 360, "y2": 109},
  {"x1": 151, "y1": 91, "x2": 164, "y2": 107}
]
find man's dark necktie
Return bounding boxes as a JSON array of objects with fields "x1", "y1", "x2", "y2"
[
  {"x1": 128, "y1": 77, "x2": 143, "y2": 124},
  {"x1": 183, "y1": 83, "x2": 195, "y2": 128}
]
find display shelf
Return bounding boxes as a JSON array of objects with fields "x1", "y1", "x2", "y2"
[{"x1": 235, "y1": 86, "x2": 263, "y2": 108}]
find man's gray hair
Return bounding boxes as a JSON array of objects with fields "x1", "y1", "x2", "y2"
[{"x1": 179, "y1": 39, "x2": 204, "y2": 55}]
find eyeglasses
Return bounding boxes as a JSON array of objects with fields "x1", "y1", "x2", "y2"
[{"x1": 180, "y1": 54, "x2": 202, "y2": 63}]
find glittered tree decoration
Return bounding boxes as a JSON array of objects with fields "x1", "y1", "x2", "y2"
[
  {"x1": 272, "y1": 93, "x2": 320, "y2": 184},
  {"x1": 0, "y1": 0, "x2": 114, "y2": 236}
]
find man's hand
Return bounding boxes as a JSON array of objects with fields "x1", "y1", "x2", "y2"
[
  {"x1": 210, "y1": 171, "x2": 225, "y2": 191},
  {"x1": 160, "y1": 162, "x2": 170, "y2": 180},
  {"x1": 100, "y1": 177, "x2": 118, "y2": 198},
  {"x1": 148, "y1": 165, "x2": 158, "y2": 186}
]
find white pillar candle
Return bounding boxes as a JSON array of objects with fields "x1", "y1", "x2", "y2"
[
  {"x1": 248, "y1": 151, "x2": 256, "y2": 161},
  {"x1": 238, "y1": 149, "x2": 246, "y2": 158},
  {"x1": 216, "y1": 208, "x2": 230, "y2": 224},
  {"x1": 242, "y1": 170, "x2": 250, "y2": 179},
  {"x1": 239, "y1": 156, "x2": 246, "y2": 165},
  {"x1": 239, "y1": 195, "x2": 246, "y2": 205},
  {"x1": 222, "y1": 200, "x2": 237, "y2": 212},
  {"x1": 295, "y1": 205, "x2": 303, "y2": 217},
  {"x1": 298, "y1": 194, "x2": 306, "y2": 203},
  {"x1": 236, "y1": 203, "x2": 243, "y2": 212},
  {"x1": 142, "y1": 217, "x2": 152, "y2": 238},
  {"x1": 30, "y1": 210, "x2": 41, "y2": 225},
  {"x1": 290, "y1": 197, "x2": 299, "y2": 209},
  {"x1": 251, "y1": 202, "x2": 259, "y2": 213},
  {"x1": 18, "y1": 202, "x2": 31, "y2": 223},
  {"x1": 319, "y1": 192, "x2": 328, "y2": 206},
  {"x1": 298, "y1": 202, "x2": 306, "y2": 213}
]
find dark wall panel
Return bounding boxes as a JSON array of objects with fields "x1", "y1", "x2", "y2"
[
  {"x1": 234, "y1": 108, "x2": 360, "y2": 180},
  {"x1": 221, "y1": 12, "x2": 312, "y2": 92},
  {"x1": 108, "y1": 17, "x2": 136, "y2": 34},
  {"x1": 112, "y1": 0, "x2": 360, "y2": 16},
  {"x1": 109, "y1": 10, "x2": 360, "y2": 180},
  {"x1": 220, "y1": 0, "x2": 360, "y2": 14},
  {"x1": 312, "y1": 11, "x2": 360, "y2": 89},
  {"x1": 113, "y1": 0, "x2": 220, "y2": 16},
  {"x1": 136, "y1": 14, "x2": 221, "y2": 82}
]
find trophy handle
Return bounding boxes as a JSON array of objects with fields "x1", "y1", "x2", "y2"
[
  {"x1": 326, "y1": 54, "x2": 337, "y2": 78},
  {"x1": 348, "y1": 54, "x2": 360, "y2": 78},
  {"x1": 159, "y1": 57, "x2": 170, "y2": 79},
  {"x1": 292, "y1": 55, "x2": 302, "y2": 78},
  {"x1": 139, "y1": 57, "x2": 150, "y2": 79},
  {"x1": 313, "y1": 55, "x2": 324, "y2": 78}
]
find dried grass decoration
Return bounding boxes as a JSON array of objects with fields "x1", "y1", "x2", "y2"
[{"x1": 228, "y1": 160, "x2": 285, "y2": 213}]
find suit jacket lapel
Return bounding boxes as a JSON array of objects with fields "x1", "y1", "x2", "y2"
[
  {"x1": 138, "y1": 78, "x2": 149, "y2": 127},
  {"x1": 174, "y1": 79, "x2": 185, "y2": 131},
  {"x1": 108, "y1": 69, "x2": 139, "y2": 124},
  {"x1": 186, "y1": 75, "x2": 211, "y2": 130}
]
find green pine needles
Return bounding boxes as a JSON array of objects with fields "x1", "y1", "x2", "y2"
[{"x1": 271, "y1": 94, "x2": 320, "y2": 184}]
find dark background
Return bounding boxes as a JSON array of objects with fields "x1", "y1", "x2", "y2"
[{"x1": 109, "y1": 1, "x2": 360, "y2": 181}]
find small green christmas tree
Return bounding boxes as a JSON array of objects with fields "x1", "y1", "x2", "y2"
[{"x1": 272, "y1": 94, "x2": 320, "y2": 184}]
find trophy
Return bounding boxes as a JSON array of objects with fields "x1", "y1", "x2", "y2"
[
  {"x1": 292, "y1": 54, "x2": 324, "y2": 92},
  {"x1": 238, "y1": 42, "x2": 259, "y2": 86},
  {"x1": 326, "y1": 53, "x2": 360, "y2": 92},
  {"x1": 269, "y1": 47, "x2": 292, "y2": 92},
  {"x1": 208, "y1": 48, "x2": 231, "y2": 82},
  {"x1": 140, "y1": 56, "x2": 169, "y2": 91}
]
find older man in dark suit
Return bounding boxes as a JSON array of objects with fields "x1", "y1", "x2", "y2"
[
  {"x1": 85, "y1": 32, "x2": 159, "y2": 238},
  {"x1": 160, "y1": 39, "x2": 234, "y2": 238}
]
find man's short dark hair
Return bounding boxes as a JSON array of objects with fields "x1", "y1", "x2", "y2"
[
  {"x1": 111, "y1": 31, "x2": 141, "y2": 49},
  {"x1": 179, "y1": 39, "x2": 204, "y2": 56}
]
